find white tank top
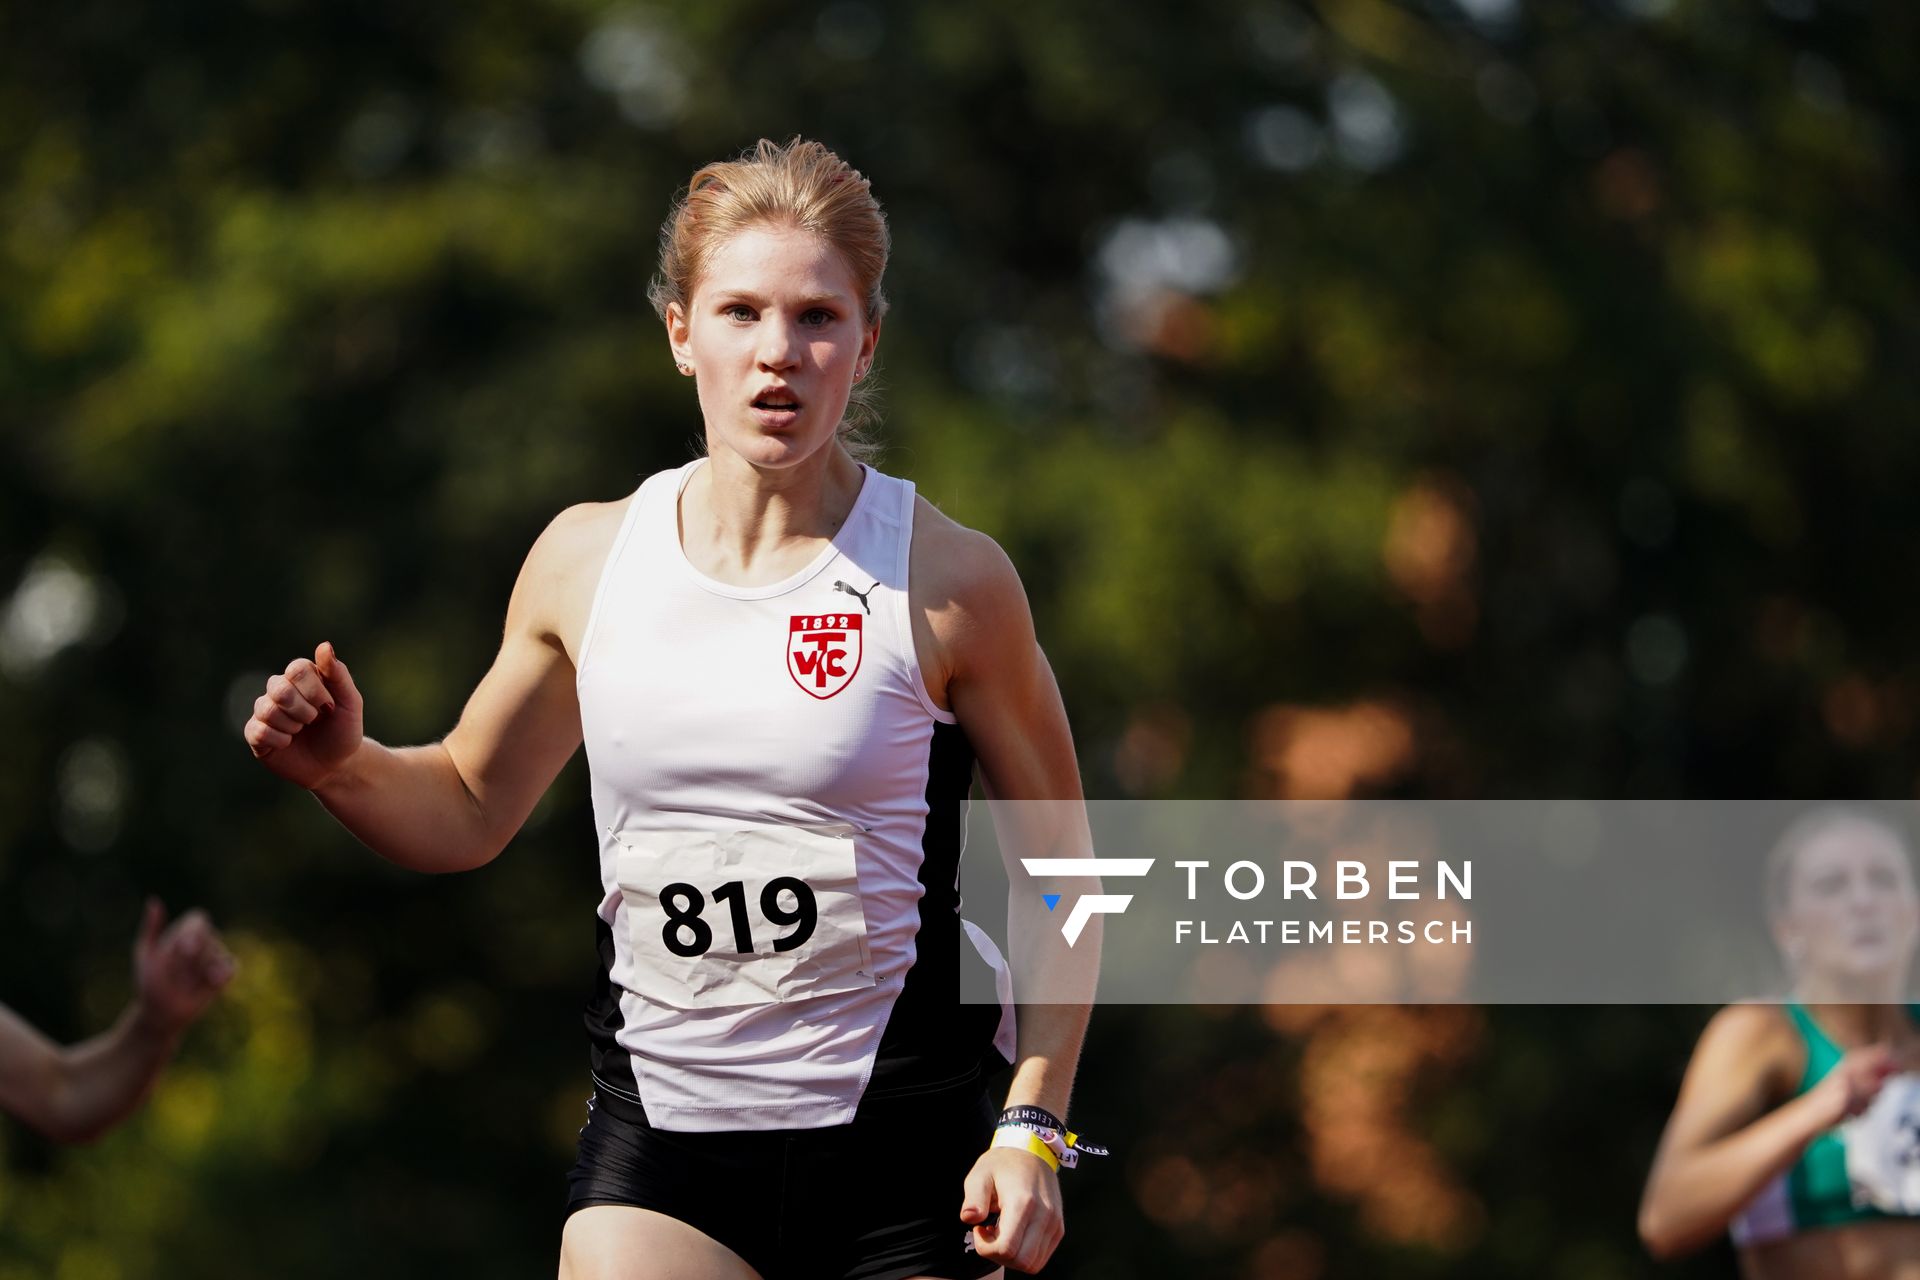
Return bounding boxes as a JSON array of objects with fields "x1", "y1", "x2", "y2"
[{"x1": 575, "y1": 458, "x2": 1016, "y2": 1132}]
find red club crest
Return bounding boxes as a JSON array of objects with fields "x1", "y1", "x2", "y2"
[{"x1": 787, "y1": 613, "x2": 863, "y2": 699}]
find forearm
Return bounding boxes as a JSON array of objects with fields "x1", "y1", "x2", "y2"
[
  {"x1": 40, "y1": 1001, "x2": 182, "y2": 1145},
  {"x1": 312, "y1": 738, "x2": 501, "y2": 873},
  {"x1": 1003, "y1": 1000, "x2": 1091, "y2": 1119},
  {"x1": 1641, "y1": 1092, "x2": 1834, "y2": 1257},
  {"x1": 1003, "y1": 886, "x2": 1097, "y2": 1120},
  {"x1": 0, "y1": 1003, "x2": 67, "y2": 1135}
]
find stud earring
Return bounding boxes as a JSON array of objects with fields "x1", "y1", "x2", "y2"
[{"x1": 676, "y1": 362, "x2": 692, "y2": 375}]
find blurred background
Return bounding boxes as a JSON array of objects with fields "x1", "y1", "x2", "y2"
[{"x1": 2, "y1": 0, "x2": 1915, "y2": 1275}]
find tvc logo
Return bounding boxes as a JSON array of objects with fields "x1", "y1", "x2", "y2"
[
  {"x1": 787, "y1": 613, "x2": 862, "y2": 699},
  {"x1": 1020, "y1": 859, "x2": 1156, "y2": 945}
]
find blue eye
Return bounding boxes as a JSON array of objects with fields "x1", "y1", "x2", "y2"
[{"x1": 725, "y1": 304, "x2": 755, "y2": 322}]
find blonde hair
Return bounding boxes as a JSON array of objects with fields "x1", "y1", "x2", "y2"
[{"x1": 650, "y1": 137, "x2": 890, "y2": 459}]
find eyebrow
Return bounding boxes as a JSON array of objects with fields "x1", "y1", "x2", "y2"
[{"x1": 710, "y1": 290, "x2": 848, "y2": 309}]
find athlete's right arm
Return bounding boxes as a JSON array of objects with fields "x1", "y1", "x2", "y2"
[
  {"x1": 1637, "y1": 1005, "x2": 1897, "y2": 1259},
  {"x1": 242, "y1": 503, "x2": 620, "y2": 873}
]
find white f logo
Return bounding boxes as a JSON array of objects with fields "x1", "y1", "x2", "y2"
[{"x1": 1020, "y1": 859, "x2": 1156, "y2": 945}]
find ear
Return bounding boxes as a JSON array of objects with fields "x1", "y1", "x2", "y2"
[
  {"x1": 666, "y1": 301, "x2": 694, "y2": 371},
  {"x1": 1769, "y1": 913, "x2": 1801, "y2": 964},
  {"x1": 859, "y1": 316, "x2": 883, "y2": 371}
]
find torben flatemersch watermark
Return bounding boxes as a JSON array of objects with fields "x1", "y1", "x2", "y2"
[
  {"x1": 1167, "y1": 857, "x2": 1472, "y2": 946},
  {"x1": 962, "y1": 801, "x2": 1920, "y2": 1004}
]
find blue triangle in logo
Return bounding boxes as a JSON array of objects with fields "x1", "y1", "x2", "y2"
[{"x1": 1042, "y1": 894, "x2": 1062, "y2": 912}]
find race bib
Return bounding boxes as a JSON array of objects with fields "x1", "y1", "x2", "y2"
[
  {"x1": 613, "y1": 824, "x2": 876, "y2": 1011},
  {"x1": 1845, "y1": 1073, "x2": 1920, "y2": 1212}
]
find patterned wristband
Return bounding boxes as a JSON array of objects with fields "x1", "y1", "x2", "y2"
[
  {"x1": 991, "y1": 1124, "x2": 1062, "y2": 1171},
  {"x1": 996, "y1": 1105, "x2": 1066, "y2": 1132},
  {"x1": 992, "y1": 1122, "x2": 1110, "y2": 1170}
]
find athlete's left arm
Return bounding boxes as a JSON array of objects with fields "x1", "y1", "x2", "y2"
[{"x1": 925, "y1": 514, "x2": 1092, "y2": 1275}]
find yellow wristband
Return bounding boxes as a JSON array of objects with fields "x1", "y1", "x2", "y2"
[{"x1": 991, "y1": 1125, "x2": 1061, "y2": 1171}]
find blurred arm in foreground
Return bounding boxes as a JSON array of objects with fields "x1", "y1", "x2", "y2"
[{"x1": 0, "y1": 899, "x2": 235, "y2": 1144}]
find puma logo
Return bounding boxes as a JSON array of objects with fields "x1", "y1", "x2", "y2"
[{"x1": 833, "y1": 579, "x2": 876, "y2": 615}]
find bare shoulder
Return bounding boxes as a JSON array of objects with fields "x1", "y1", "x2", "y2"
[
  {"x1": 1689, "y1": 1004, "x2": 1803, "y2": 1099},
  {"x1": 514, "y1": 497, "x2": 634, "y2": 660},
  {"x1": 909, "y1": 495, "x2": 1033, "y2": 680},
  {"x1": 1699, "y1": 1003, "x2": 1798, "y2": 1053},
  {"x1": 532, "y1": 498, "x2": 631, "y2": 565},
  {"x1": 910, "y1": 496, "x2": 1029, "y2": 626}
]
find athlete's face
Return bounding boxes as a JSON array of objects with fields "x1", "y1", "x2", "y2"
[
  {"x1": 1775, "y1": 823, "x2": 1920, "y2": 986},
  {"x1": 667, "y1": 223, "x2": 879, "y2": 470}
]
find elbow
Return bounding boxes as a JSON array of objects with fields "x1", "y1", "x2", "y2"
[
  {"x1": 47, "y1": 1096, "x2": 113, "y2": 1148},
  {"x1": 444, "y1": 786, "x2": 510, "y2": 873},
  {"x1": 448, "y1": 829, "x2": 509, "y2": 873},
  {"x1": 32, "y1": 1096, "x2": 108, "y2": 1147},
  {"x1": 370, "y1": 830, "x2": 503, "y2": 875},
  {"x1": 1637, "y1": 1205, "x2": 1698, "y2": 1262},
  {"x1": 11, "y1": 1069, "x2": 92, "y2": 1146},
  {"x1": 1637, "y1": 1211, "x2": 1672, "y2": 1260}
]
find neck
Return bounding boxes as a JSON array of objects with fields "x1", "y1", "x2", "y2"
[
  {"x1": 1811, "y1": 1004, "x2": 1913, "y2": 1047},
  {"x1": 1796, "y1": 988, "x2": 1915, "y2": 1046},
  {"x1": 1796, "y1": 965, "x2": 1910, "y2": 1004},
  {"x1": 683, "y1": 443, "x2": 865, "y2": 575}
]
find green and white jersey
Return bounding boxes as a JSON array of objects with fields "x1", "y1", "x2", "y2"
[{"x1": 1731, "y1": 1004, "x2": 1920, "y2": 1246}]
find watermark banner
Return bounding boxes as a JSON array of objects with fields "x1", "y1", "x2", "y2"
[{"x1": 955, "y1": 801, "x2": 1919, "y2": 1004}]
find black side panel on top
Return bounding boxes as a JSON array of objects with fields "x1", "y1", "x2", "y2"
[
  {"x1": 866, "y1": 719, "x2": 1009, "y2": 1100},
  {"x1": 584, "y1": 914, "x2": 643, "y2": 1101}
]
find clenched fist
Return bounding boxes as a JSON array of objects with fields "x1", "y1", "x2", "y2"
[
  {"x1": 1812, "y1": 1043, "x2": 1904, "y2": 1128},
  {"x1": 243, "y1": 641, "x2": 364, "y2": 790},
  {"x1": 133, "y1": 899, "x2": 236, "y2": 1037}
]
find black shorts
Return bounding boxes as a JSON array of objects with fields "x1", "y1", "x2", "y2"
[{"x1": 564, "y1": 1073, "x2": 1001, "y2": 1280}]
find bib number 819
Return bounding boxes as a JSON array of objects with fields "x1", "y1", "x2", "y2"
[{"x1": 660, "y1": 877, "x2": 817, "y2": 957}]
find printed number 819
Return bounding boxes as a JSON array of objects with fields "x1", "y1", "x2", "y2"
[{"x1": 660, "y1": 878, "x2": 817, "y2": 957}]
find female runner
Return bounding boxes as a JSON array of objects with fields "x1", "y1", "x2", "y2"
[
  {"x1": 243, "y1": 137, "x2": 1090, "y2": 1279},
  {"x1": 1640, "y1": 807, "x2": 1920, "y2": 1277}
]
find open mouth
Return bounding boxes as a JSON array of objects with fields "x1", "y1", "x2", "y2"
[{"x1": 751, "y1": 392, "x2": 803, "y2": 430}]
